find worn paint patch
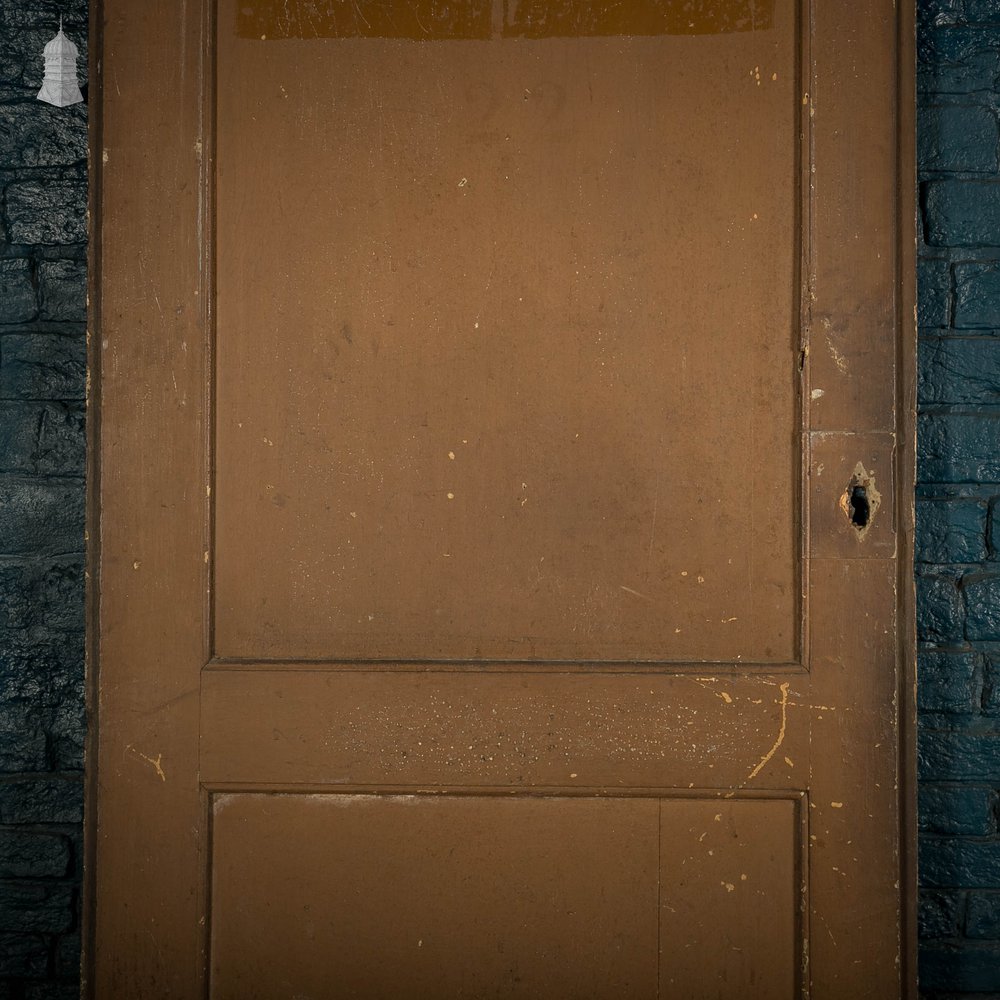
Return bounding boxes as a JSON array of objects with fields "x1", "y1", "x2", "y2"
[
  {"x1": 237, "y1": 1, "x2": 494, "y2": 39},
  {"x1": 237, "y1": 0, "x2": 775, "y2": 40},
  {"x1": 127, "y1": 745, "x2": 166, "y2": 782},
  {"x1": 502, "y1": 0, "x2": 775, "y2": 37},
  {"x1": 745, "y1": 681, "x2": 790, "y2": 782}
]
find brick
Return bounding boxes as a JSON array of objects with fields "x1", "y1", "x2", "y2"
[
  {"x1": 65, "y1": 827, "x2": 81, "y2": 874},
  {"x1": 34, "y1": 402, "x2": 84, "y2": 477},
  {"x1": 916, "y1": 498, "x2": 988, "y2": 561},
  {"x1": 22, "y1": 637, "x2": 74, "y2": 690},
  {"x1": 920, "y1": 889, "x2": 965, "y2": 938},
  {"x1": 0, "y1": 701, "x2": 47, "y2": 771},
  {"x1": 920, "y1": 941, "x2": 1000, "y2": 991},
  {"x1": 0, "y1": 563, "x2": 32, "y2": 629},
  {"x1": 925, "y1": 180, "x2": 1000, "y2": 246},
  {"x1": 54, "y1": 932, "x2": 79, "y2": 978},
  {"x1": 0, "y1": 779, "x2": 83, "y2": 825},
  {"x1": 919, "y1": 25, "x2": 999, "y2": 66},
  {"x1": 0, "y1": 931, "x2": 48, "y2": 977},
  {"x1": 919, "y1": 103, "x2": 999, "y2": 172},
  {"x1": 0, "y1": 0, "x2": 89, "y2": 35},
  {"x1": 46, "y1": 692, "x2": 84, "y2": 772},
  {"x1": 916, "y1": 570, "x2": 965, "y2": 641},
  {"x1": 921, "y1": 834, "x2": 1000, "y2": 889},
  {"x1": 15, "y1": 562, "x2": 80, "y2": 632},
  {"x1": 919, "y1": 49, "x2": 1000, "y2": 93},
  {"x1": 0, "y1": 478, "x2": 84, "y2": 556},
  {"x1": 965, "y1": 572, "x2": 1000, "y2": 638},
  {"x1": 37, "y1": 260, "x2": 86, "y2": 323},
  {"x1": 956, "y1": 262, "x2": 1000, "y2": 328},
  {"x1": 918, "y1": 259, "x2": 951, "y2": 328},
  {"x1": 990, "y1": 502, "x2": 1000, "y2": 563},
  {"x1": 920, "y1": 412, "x2": 1000, "y2": 482},
  {"x1": 920, "y1": 337, "x2": 1000, "y2": 405},
  {"x1": 24, "y1": 984, "x2": 82, "y2": 1000},
  {"x1": 0, "y1": 334, "x2": 85, "y2": 400},
  {"x1": 0, "y1": 402, "x2": 43, "y2": 473},
  {"x1": 983, "y1": 655, "x2": 1000, "y2": 715},
  {"x1": 0, "y1": 258, "x2": 36, "y2": 324},
  {"x1": 919, "y1": 1, "x2": 967, "y2": 30},
  {"x1": 0, "y1": 628, "x2": 85, "y2": 698},
  {"x1": 0, "y1": 559, "x2": 84, "y2": 632},
  {"x1": 0, "y1": 36, "x2": 30, "y2": 88},
  {"x1": 918, "y1": 16, "x2": 1000, "y2": 92},
  {"x1": 0, "y1": 103, "x2": 87, "y2": 170},
  {"x1": 968, "y1": 891, "x2": 1000, "y2": 938},
  {"x1": 0, "y1": 635, "x2": 84, "y2": 773},
  {"x1": 918, "y1": 650, "x2": 983, "y2": 713},
  {"x1": 920, "y1": 784, "x2": 997, "y2": 835},
  {"x1": 0, "y1": 830, "x2": 69, "y2": 878},
  {"x1": 0, "y1": 400, "x2": 82, "y2": 476},
  {"x1": 0, "y1": 881, "x2": 73, "y2": 932},
  {"x1": 964, "y1": 1, "x2": 1000, "y2": 24},
  {"x1": 5, "y1": 181, "x2": 86, "y2": 246},
  {"x1": 920, "y1": 729, "x2": 1000, "y2": 781}
]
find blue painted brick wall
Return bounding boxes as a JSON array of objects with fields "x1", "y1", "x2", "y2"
[
  {"x1": 918, "y1": 0, "x2": 1000, "y2": 995},
  {"x1": 0, "y1": 1, "x2": 87, "y2": 998}
]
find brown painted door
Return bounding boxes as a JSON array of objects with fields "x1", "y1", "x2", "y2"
[{"x1": 90, "y1": 2, "x2": 916, "y2": 997}]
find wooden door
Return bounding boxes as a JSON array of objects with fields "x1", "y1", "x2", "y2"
[{"x1": 88, "y1": 2, "x2": 917, "y2": 997}]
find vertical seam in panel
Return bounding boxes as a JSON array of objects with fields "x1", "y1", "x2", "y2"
[{"x1": 656, "y1": 798, "x2": 662, "y2": 999}]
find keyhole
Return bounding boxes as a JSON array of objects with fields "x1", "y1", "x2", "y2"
[
  {"x1": 839, "y1": 464, "x2": 880, "y2": 538},
  {"x1": 849, "y1": 485, "x2": 870, "y2": 530}
]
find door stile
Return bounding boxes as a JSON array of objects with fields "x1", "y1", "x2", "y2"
[
  {"x1": 802, "y1": 2, "x2": 916, "y2": 997},
  {"x1": 89, "y1": 1, "x2": 213, "y2": 996}
]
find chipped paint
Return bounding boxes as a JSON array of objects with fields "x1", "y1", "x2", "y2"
[
  {"x1": 745, "y1": 682, "x2": 790, "y2": 783},
  {"x1": 237, "y1": 0, "x2": 776, "y2": 39},
  {"x1": 127, "y1": 745, "x2": 166, "y2": 782}
]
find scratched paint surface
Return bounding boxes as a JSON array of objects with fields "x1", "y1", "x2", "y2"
[
  {"x1": 236, "y1": 0, "x2": 777, "y2": 39},
  {"x1": 214, "y1": 0, "x2": 800, "y2": 662},
  {"x1": 200, "y1": 669, "x2": 808, "y2": 789},
  {"x1": 93, "y1": 0, "x2": 912, "y2": 995}
]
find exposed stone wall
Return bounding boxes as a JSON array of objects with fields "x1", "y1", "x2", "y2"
[
  {"x1": 0, "y1": 2, "x2": 87, "y2": 997},
  {"x1": 918, "y1": 0, "x2": 1000, "y2": 994}
]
